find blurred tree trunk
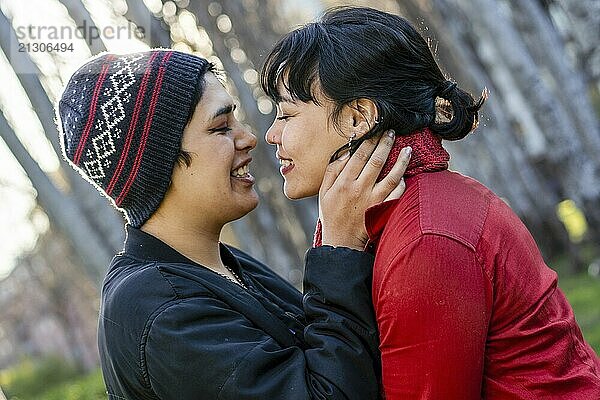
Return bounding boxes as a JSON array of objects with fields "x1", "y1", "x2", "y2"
[
  {"x1": 125, "y1": 0, "x2": 171, "y2": 48},
  {"x1": 0, "y1": 226, "x2": 100, "y2": 371},
  {"x1": 0, "y1": 7, "x2": 125, "y2": 264},
  {"x1": 467, "y1": 0, "x2": 600, "y2": 248},
  {"x1": 397, "y1": 1, "x2": 535, "y2": 213},
  {"x1": 510, "y1": 0, "x2": 600, "y2": 236},
  {"x1": 547, "y1": 0, "x2": 600, "y2": 92},
  {"x1": 60, "y1": 0, "x2": 106, "y2": 54},
  {"x1": 0, "y1": 111, "x2": 110, "y2": 282}
]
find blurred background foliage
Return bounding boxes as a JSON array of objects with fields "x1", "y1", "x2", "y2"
[{"x1": 0, "y1": 0, "x2": 598, "y2": 398}]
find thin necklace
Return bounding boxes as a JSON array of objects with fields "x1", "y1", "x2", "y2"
[{"x1": 218, "y1": 264, "x2": 247, "y2": 290}]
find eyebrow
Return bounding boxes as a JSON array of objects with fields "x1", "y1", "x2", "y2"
[
  {"x1": 210, "y1": 104, "x2": 236, "y2": 120},
  {"x1": 278, "y1": 93, "x2": 296, "y2": 104}
]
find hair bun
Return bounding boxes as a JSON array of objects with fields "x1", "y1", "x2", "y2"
[{"x1": 431, "y1": 82, "x2": 486, "y2": 141}]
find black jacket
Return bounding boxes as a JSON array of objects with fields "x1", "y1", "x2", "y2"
[{"x1": 98, "y1": 226, "x2": 380, "y2": 399}]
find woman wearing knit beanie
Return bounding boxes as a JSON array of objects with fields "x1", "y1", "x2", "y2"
[
  {"x1": 57, "y1": 49, "x2": 410, "y2": 399},
  {"x1": 261, "y1": 6, "x2": 600, "y2": 400}
]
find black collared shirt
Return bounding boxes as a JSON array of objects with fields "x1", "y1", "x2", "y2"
[{"x1": 98, "y1": 225, "x2": 380, "y2": 399}]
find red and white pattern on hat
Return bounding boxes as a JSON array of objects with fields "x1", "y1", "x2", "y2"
[
  {"x1": 82, "y1": 53, "x2": 146, "y2": 181},
  {"x1": 58, "y1": 49, "x2": 208, "y2": 227}
]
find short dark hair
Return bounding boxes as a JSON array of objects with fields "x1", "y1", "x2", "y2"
[
  {"x1": 261, "y1": 6, "x2": 485, "y2": 143},
  {"x1": 177, "y1": 61, "x2": 218, "y2": 168}
]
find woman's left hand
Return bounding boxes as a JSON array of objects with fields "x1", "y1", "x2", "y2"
[{"x1": 319, "y1": 130, "x2": 412, "y2": 250}]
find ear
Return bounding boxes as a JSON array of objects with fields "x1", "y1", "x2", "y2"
[{"x1": 342, "y1": 99, "x2": 378, "y2": 139}]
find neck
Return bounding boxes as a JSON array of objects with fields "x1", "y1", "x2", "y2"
[{"x1": 141, "y1": 215, "x2": 224, "y2": 270}]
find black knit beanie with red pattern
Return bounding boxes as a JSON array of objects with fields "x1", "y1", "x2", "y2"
[{"x1": 57, "y1": 50, "x2": 211, "y2": 227}]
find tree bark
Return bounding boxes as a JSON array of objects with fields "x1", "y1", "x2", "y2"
[
  {"x1": 0, "y1": 111, "x2": 111, "y2": 282},
  {"x1": 0, "y1": 7, "x2": 126, "y2": 257},
  {"x1": 124, "y1": 0, "x2": 171, "y2": 49}
]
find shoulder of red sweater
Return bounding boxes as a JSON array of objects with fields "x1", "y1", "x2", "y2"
[{"x1": 411, "y1": 170, "x2": 497, "y2": 250}]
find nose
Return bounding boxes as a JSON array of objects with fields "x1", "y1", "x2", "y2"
[
  {"x1": 265, "y1": 121, "x2": 281, "y2": 146},
  {"x1": 236, "y1": 124, "x2": 257, "y2": 152}
]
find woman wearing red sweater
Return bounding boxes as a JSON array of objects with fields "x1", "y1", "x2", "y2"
[{"x1": 261, "y1": 6, "x2": 600, "y2": 399}]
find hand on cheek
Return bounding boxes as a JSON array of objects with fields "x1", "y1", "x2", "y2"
[{"x1": 319, "y1": 130, "x2": 412, "y2": 250}]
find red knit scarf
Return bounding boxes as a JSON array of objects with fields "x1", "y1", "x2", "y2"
[{"x1": 313, "y1": 127, "x2": 450, "y2": 247}]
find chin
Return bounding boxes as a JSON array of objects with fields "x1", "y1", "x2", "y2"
[
  {"x1": 229, "y1": 194, "x2": 259, "y2": 221},
  {"x1": 283, "y1": 181, "x2": 318, "y2": 200},
  {"x1": 244, "y1": 191, "x2": 260, "y2": 211}
]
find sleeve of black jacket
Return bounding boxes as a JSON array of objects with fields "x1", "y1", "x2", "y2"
[{"x1": 144, "y1": 246, "x2": 380, "y2": 400}]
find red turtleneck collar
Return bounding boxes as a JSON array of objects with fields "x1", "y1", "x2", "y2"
[{"x1": 313, "y1": 127, "x2": 449, "y2": 248}]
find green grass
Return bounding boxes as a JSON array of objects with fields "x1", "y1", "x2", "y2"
[
  {"x1": 32, "y1": 369, "x2": 106, "y2": 400},
  {"x1": 559, "y1": 272, "x2": 600, "y2": 353},
  {"x1": 0, "y1": 358, "x2": 105, "y2": 400}
]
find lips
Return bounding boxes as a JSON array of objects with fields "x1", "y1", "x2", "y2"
[{"x1": 278, "y1": 158, "x2": 294, "y2": 175}]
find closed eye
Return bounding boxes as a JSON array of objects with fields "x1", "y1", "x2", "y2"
[
  {"x1": 208, "y1": 103, "x2": 236, "y2": 134},
  {"x1": 276, "y1": 115, "x2": 291, "y2": 121},
  {"x1": 208, "y1": 125, "x2": 232, "y2": 134}
]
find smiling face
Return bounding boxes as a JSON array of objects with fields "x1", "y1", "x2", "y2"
[
  {"x1": 264, "y1": 85, "x2": 349, "y2": 199},
  {"x1": 164, "y1": 73, "x2": 259, "y2": 228}
]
